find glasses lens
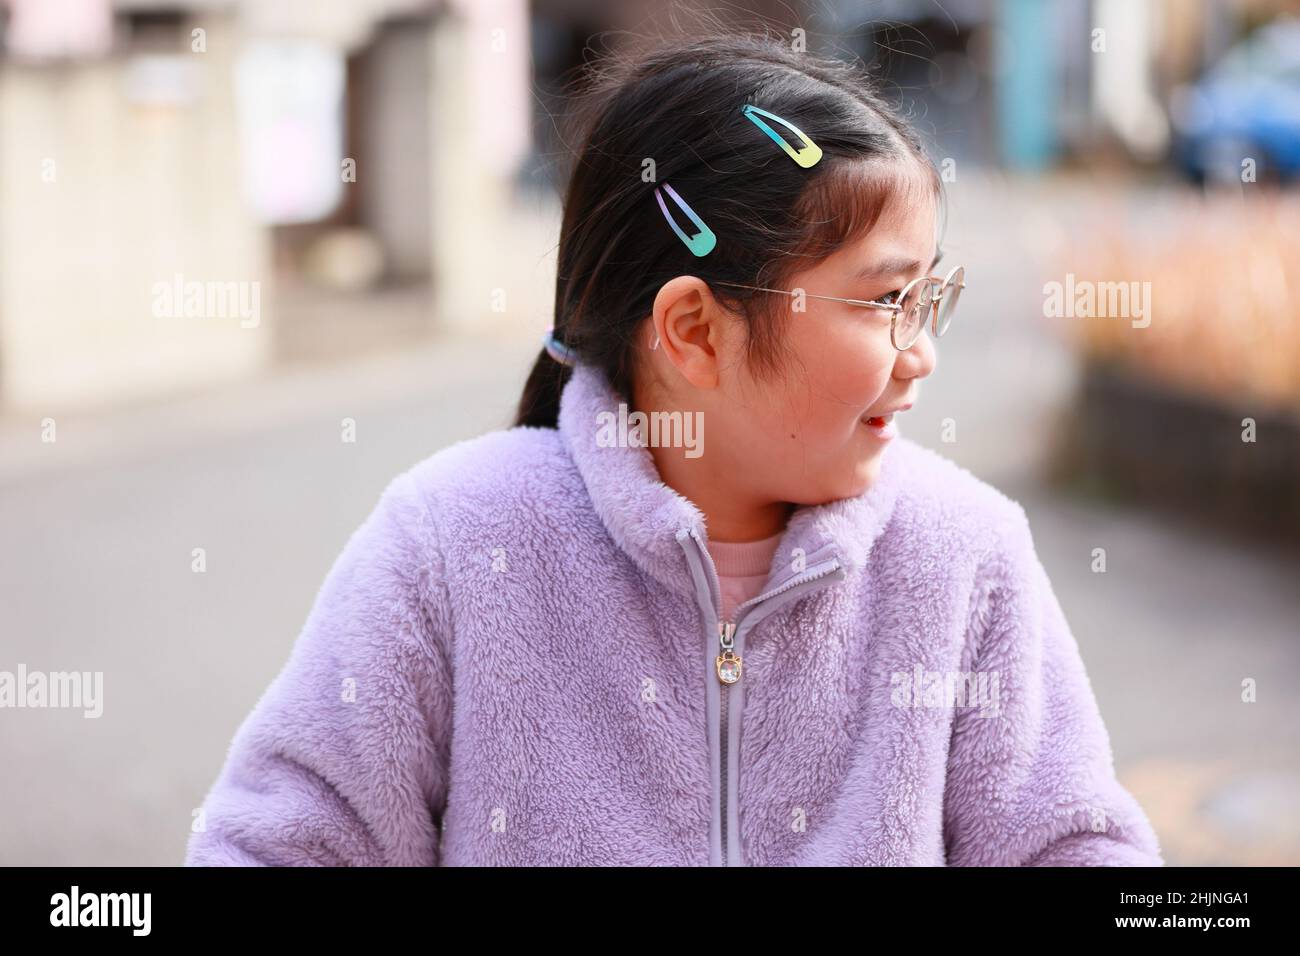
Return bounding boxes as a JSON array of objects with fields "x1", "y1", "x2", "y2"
[
  {"x1": 935, "y1": 267, "x2": 963, "y2": 336},
  {"x1": 894, "y1": 279, "x2": 933, "y2": 349}
]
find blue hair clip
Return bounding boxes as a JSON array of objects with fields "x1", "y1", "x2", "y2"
[
  {"x1": 742, "y1": 104, "x2": 823, "y2": 168},
  {"x1": 542, "y1": 326, "x2": 577, "y2": 366},
  {"x1": 654, "y1": 182, "x2": 717, "y2": 257}
]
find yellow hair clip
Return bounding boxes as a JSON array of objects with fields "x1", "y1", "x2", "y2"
[{"x1": 741, "y1": 104, "x2": 823, "y2": 168}]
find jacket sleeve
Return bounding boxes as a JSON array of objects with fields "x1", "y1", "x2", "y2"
[
  {"x1": 185, "y1": 471, "x2": 454, "y2": 866},
  {"x1": 942, "y1": 506, "x2": 1163, "y2": 867}
]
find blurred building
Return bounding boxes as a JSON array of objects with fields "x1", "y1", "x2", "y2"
[
  {"x1": 0, "y1": 0, "x2": 1293, "y2": 410},
  {"x1": 0, "y1": 0, "x2": 535, "y2": 410}
]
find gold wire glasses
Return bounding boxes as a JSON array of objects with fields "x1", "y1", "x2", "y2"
[{"x1": 713, "y1": 264, "x2": 966, "y2": 351}]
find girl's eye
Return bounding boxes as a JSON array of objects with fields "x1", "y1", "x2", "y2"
[{"x1": 876, "y1": 290, "x2": 903, "y2": 306}]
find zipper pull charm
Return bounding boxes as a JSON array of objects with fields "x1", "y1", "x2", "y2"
[{"x1": 716, "y1": 620, "x2": 742, "y2": 684}]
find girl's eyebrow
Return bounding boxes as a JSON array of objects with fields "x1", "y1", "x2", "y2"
[{"x1": 855, "y1": 248, "x2": 943, "y2": 283}]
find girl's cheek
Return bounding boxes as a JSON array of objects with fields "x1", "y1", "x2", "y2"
[
  {"x1": 759, "y1": 321, "x2": 892, "y2": 435},
  {"x1": 823, "y1": 339, "x2": 895, "y2": 409}
]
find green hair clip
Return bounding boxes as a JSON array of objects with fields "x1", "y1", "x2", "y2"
[
  {"x1": 654, "y1": 182, "x2": 717, "y2": 257},
  {"x1": 741, "y1": 104, "x2": 823, "y2": 168}
]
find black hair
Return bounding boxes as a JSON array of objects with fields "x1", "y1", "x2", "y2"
[{"x1": 515, "y1": 29, "x2": 942, "y2": 428}]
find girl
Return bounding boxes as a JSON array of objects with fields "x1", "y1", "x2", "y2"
[{"x1": 187, "y1": 34, "x2": 1162, "y2": 866}]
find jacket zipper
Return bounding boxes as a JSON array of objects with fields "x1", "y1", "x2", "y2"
[
  {"x1": 718, "y1": 619, "x2": 736, "y2": 865},
  {"x1": 679, "y1": 527, "x2": 844, "y2": 866}
]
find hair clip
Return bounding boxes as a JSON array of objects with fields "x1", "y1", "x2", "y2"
[
  {"x1": 741, "y1": 104, "x2": 822, "y2": 168},
  {"x1": 541, "y1": 326, "x2": 577, "y2": 366},
  {"x1": 654, "y1": 182, "x2": 716, "y2": 257}
]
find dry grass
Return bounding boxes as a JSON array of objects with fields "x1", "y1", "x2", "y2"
[{"x1": 1063, "y1": 190, "x2": 1300, "y2": 414}]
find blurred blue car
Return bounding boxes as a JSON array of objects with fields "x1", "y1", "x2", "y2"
[{"x1": 1171, "y1": 18, "x2": 1300, "y2": 183}]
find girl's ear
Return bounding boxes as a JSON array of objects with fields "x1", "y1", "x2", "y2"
[{"x1": 650, "y1": 276, "x2": 730, "y2": 391}]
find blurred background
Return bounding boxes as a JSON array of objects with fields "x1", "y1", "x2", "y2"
[{"x1": 1, "y1": 0, "x2": 1297, "y2": 866}]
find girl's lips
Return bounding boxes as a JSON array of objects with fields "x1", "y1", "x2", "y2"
[{"x1": 859, "y1": 412, "x2": 897, "y2": 439}]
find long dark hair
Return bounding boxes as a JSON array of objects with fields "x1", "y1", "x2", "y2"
[{"x1": 515, "y1": 30, "x2": 942, "y2": 428}]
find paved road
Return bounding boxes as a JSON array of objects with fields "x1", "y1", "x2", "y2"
[{"x1": 0, "y1": 334, "x2": 542, "y2": 865}]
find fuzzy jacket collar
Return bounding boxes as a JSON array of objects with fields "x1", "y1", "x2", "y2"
[{"x1": 557, "y1": 362, "x2": 906, "y2": 599}]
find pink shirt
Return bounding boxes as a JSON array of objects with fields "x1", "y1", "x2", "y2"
[{"x1": 707, "y1": 531, "x2": 784, "y2": 622}]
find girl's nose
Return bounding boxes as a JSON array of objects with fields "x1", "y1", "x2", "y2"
[{"x1": 895, "y1": 324, "x2": 937, "y2": 381}]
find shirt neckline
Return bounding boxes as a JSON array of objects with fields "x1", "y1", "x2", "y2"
[{"x1": 707, "y1": 531, "x2": 785, "y2": 578}]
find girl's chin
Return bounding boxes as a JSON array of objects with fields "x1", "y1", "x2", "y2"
[
  {"x1": 784, "y1": 459, "x2": 879, "y2": 506},
  {"x1": 796, "y1": 459, "x2": 880, "y2": 507},
  {"x1": 848, "y1": 448, "x2": 884, "y2": 493}
]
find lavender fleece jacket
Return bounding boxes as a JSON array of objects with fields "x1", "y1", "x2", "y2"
[{"x1": 186, "y1": 362, "x2": 1163, "y2": 867}]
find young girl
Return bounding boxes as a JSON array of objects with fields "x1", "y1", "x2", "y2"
[{"x1": 187, "y1": 34, "x2": 1162, "y2": 866}]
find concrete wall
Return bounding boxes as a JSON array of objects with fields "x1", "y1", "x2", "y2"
[{"x1": 0, "y1": 15, "x2": 270, "y2": 410}]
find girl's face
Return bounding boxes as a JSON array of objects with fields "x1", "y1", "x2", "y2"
[{"x1": 641, "y1": 182, "x2": 940, "y2": 514}]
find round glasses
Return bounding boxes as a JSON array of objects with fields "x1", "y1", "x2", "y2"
[{"x1": 713, "y1": 264, "x2": 966, "y2": 351}]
